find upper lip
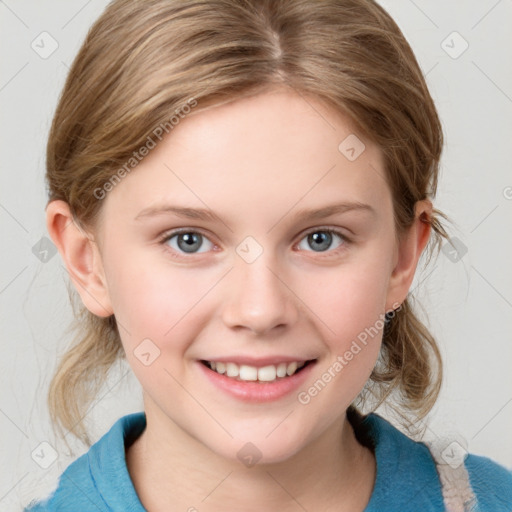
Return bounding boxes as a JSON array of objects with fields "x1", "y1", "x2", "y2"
[{"x1": 200, "y1": 356, "x2": 317, "y2": 367}]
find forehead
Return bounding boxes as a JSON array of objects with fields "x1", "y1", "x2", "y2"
[{"x1": 101, "y1": 88, "x2": 391, "y2": 226}]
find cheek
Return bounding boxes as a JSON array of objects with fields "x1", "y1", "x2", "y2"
[
  {"x1": 296, "y1": 276, "x2": 384, "y2": 418},
  {"x1": 298, "y1": 260, "x2": 388, "y2": 394},
  {"x1": 104, "y1": 252, "x2": 215, "y2": 353},
  {"x1": 108, "y1": 264, "x2": 209, "y2": 392},
  {"x1": 303, "y1": 261, "x2": 390, "y2": 340}
]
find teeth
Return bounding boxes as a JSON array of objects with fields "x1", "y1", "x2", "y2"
[
  {"x1": 258, "y1": 365, "x2": 276, "y2": 381},
  {"x1": 206, "y1": 360, "x2": 309, "y2": 382},
  {"x1": 276, "y1": 363, "x2": 287, "y2": 378},
  {"x1": 239, "y1": 365, "x2": 258, "y2": 381},
  {"x1": 226, "y1": 362, "x2": 239, "y2": 378},
  {"x1": 286, "y1": 362, "x2": 297, "y2": 376}
]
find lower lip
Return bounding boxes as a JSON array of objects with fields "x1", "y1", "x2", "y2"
[{"x1": 197, "y1": 361, "x2": 316, "y2": 403}]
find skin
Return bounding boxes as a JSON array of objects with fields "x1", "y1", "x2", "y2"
[{"x1": 47, "y1": 86, "x2": 432, "y2": 511}]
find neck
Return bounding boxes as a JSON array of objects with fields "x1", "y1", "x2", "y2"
[{"x1": 126, "y1": 401, "x2": 376, "y2": 512}]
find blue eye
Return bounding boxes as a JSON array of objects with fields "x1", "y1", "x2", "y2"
[
  {"x1": 159, "y1": 227, "x2": 349, "y2": 259},
  {"x1": 162, "y1": 230, "x2": 214, "y2": 254},
  {"x1": 297, "y1": 229, "x2": 348, "y2": 253}
]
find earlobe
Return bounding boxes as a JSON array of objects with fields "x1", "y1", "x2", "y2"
[
  {"x1": 385, "y1": 199, "x2": 433, "y2": 311},
  {"x1": 46, "y1": 200, "x2": 114, "y2": 318}
]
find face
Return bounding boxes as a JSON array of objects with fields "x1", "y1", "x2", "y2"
[{"x1": 94, "y1": 88, "x2": 401, "y2": 463}]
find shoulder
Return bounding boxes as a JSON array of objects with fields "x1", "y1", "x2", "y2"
[
  {"x1": 465, "y1": 452, "x2": 512, "y2": 511},
  {"x1": 24, "y1": 449, "x2": 104, "y2": 511},
  {"x1": 355, "y1": 411, "x2": 446, "y2": 511},
  {"x1": 352, "y1": 410, "x2": 512, "y2": 511},
  {"x1": 24, "y1": 413, "x2": 146, "y2": 512}
]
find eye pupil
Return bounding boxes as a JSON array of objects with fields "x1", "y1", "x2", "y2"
[
  {"x1": 167, "y1": 229, "x2": 342, "y2": 257},
  {"x1": 308, "y1": 231, "x2": 332, "y2": 252},
  {"x1": 178, "y1": 232, "x2": 202, "y2": 252}
]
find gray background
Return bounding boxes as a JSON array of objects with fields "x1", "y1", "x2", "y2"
[{"x1": 1, "y1": 0, "x2": 511, "y2": 509}]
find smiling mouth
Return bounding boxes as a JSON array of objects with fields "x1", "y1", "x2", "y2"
[{"x1": 200, "y1": 359, "x2": 316, "y2": 383}]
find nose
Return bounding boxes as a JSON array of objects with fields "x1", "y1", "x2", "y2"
[{"x1": 221, "y1": 254, "x2": 299, "y2": 336}]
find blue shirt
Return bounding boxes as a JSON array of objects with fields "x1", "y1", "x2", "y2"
[{"x1": 25, "y1": 411, "x2": 512, "y2": 511}]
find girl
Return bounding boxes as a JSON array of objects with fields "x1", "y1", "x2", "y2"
[{"x1": 25, "y1": 0, "x2": 512, "y2": 511}]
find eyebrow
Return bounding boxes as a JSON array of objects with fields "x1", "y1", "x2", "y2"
[
  {"x1": 293, "y1": 201, "x2": 376, "y2": 220},
  {"x1": 134, "y1": 201, "x2": 376, "y2": 223}
]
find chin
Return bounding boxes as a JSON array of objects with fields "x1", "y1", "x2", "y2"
[{"x1": 211, "y1": 430, "x2": 308, "y2": 467}]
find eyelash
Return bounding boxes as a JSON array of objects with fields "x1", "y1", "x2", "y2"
[{"x1": 158, "y1": 227, "x2": 352, "y2": 260}]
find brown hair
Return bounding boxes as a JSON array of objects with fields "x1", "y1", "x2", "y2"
[{"x1": 46, "y1": 0, "x2": 453, "y2": 446}]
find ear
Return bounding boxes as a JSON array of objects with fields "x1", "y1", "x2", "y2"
[
  {"x1": 46, "y1": 200, "x2": 113, "y2": 317},
  {"x1": 385, "y1": 199, "x2": 432, "y2": 312}
]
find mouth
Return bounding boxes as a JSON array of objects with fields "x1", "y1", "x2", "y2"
[
  {"x1": 197, "y1": 357, "x2": 318, "y2": 402},
  {"x1": 200, "y1": 359, "x2": 316, "y2": 383}
]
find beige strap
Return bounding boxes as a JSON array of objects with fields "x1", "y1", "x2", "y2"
[{"x1": 426, "y1": 439, "x2": 478, "y2": 512}]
